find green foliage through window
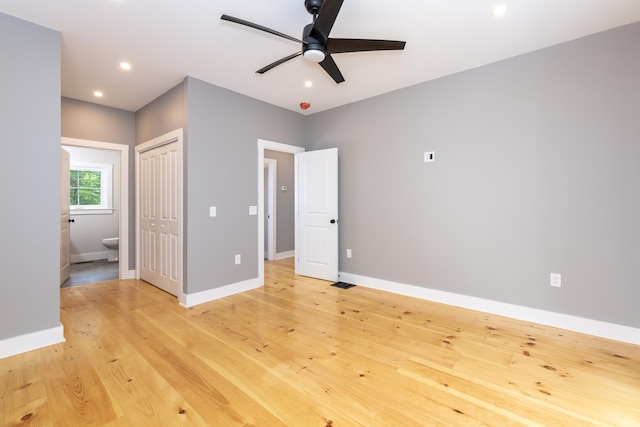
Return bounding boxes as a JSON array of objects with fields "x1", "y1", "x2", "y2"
[{"x1": 70, "y1": 169, "x2": 102, "y2": 206}]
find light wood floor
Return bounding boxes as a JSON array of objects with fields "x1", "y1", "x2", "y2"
[{"x1": 1, "y1": 259, "x2": 639, "y2": 426}]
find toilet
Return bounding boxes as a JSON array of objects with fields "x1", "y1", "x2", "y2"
[{"x1": 102, "y1": 237, "x2": 119, "y2": 262}]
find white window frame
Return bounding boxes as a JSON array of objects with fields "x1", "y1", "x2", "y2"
[{"x1": 70, "y1": 162, "x2": 113, "y2": 215}]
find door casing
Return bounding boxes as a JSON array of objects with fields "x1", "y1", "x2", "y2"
[
  {"x1": 61, "y1": 137, "x2": 131, "y2": 280},
  {"x1": 257, "y1": 140, "x2": 304, "y2": 285}
]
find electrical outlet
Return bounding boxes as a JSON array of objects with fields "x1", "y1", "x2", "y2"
[
  {"x1": 550, "y1": 273, "x2": 561, "y2": 288},
  {"x1": 346, "y1": 249, "x2": 352, "y2": 258},
  {"x1": 235, "y1": 254, "x2": 241, "y2": 265},
  {"x1": 209, "y1": 206, "x2": 216, "y2": 217}
]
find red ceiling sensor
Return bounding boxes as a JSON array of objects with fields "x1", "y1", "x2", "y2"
[{"x1": 300, "y1": 102, "x2": 311, "y2": 110}]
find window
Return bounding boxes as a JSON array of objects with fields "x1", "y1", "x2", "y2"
[{"x1": 70, "y1": 162, "x2": 113, "y2": 214}]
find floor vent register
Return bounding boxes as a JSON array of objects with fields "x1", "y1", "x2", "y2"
[{"x1": 331, "y1": 282, "x2": 356, "y2": 289}]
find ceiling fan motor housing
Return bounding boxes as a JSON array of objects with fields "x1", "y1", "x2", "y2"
[
  {"x1": 305, "y1": 0, "x2": 325, "y2": 15},
  {"x1": 302, "y1": 22, "x2": 326, "y2": 61}
]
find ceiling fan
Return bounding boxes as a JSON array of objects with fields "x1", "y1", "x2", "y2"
[{"x1": 221, "y1": 0, "x2": 406, "y2": 84}]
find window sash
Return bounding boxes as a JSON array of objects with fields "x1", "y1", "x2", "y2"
[{"x1": 69, "y1": 162, "x2": 113, "y2": 212}]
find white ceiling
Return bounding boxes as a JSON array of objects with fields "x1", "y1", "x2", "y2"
[{"x1": 1, "y1": 0, "x2": 639, "y2": 115}]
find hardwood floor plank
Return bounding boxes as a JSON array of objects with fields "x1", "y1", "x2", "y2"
[
  {"x1": 93, "y1": 296, "x2": 284, "y2": 426},
  {"x1": 0, "y1": 350, "x2": 50, "y2": 426}
]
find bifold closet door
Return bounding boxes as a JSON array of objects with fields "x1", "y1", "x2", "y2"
[{"x1": 140, "y1": 141, "x2": 180, "y2": 296}]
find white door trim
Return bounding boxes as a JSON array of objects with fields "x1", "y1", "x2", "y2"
[
  {"x1": 135, "y1": 129, "x2": 184, "y2": 302},
  {"x1": 257, "y1": 139, "x2": 305, "y2": 285},
  {"x1": 61, "y1": 137, "x2": 132, "y2": 280}
]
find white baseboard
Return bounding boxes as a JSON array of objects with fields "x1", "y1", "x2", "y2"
[
  {"x1": 339, "y1": 272, "x2": 640, "y2": 346},
  {"x1": 179, "y1": 278, "x2": 261, "y2": 308},
  {"x1": 0, "y1": 324, "x2": 65, "y2": 359},
  {"x1": 275, "y1": 250, "x2": 294, "y2": 260},
  {"x1": 70, "y1": 251, "x2": 108, "y2": 263},
  {"x1": 123, "y1": 269, "x2": 136, "y2": 279}
]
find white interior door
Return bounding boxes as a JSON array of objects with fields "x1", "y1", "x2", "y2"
[
  {"x1": 140, "y1": 141, "x2": 180, "y2": 296},
  {"x1": 60, "y1": 148, "x2": 71, "y2": 285},
  {"x1": 264, "y1": 159, "x2": 276, "y2": 260},
  {"x1": 296, "y1": 148, "x2": 339, "y2": 281}
]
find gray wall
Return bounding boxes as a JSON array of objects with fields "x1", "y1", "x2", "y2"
[
  {"x1": 184, "y1": 77, "x2": 305, "y2": 292},
  {"x1": 135, "y1": 81, "x2": 187, "y2": 144},
  {"x1": 0, "y1": 13, "x2": 61, "y2": 339},
  {"x1": 62, "y1": 97, "x2": 135, "y2": 145},
  {"x1": 134, "y1": 77, "x2": 305, "y2": 293},
  {"x1": 306, "y1": 22, "x2": 640, "y2": 328},
  {"x1": 264, "y1": 150, "x2": 295, "y2": 254},
  {"x1": 61, "y1": 97, "x2": 136, "y2": 269}
]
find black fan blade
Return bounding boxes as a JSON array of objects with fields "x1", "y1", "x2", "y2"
[
  {"x1": 319, "y1": 54, "x2": 345, "y2": 84},
  {"x1": 327, "y1": 38, "x2": 406, "y2": 54},
  {"x1": 311, "y1": 0, "x2": 344, "y2": 42},
  {"x1": 221, "y1": 14, "x2": 302, "y2": 44},
  {"x1": 256, "y1": 52, "x2": 303, "y2": 74}
]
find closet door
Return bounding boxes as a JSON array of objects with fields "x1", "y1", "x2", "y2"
[{"x1": 140, "y1": 141, "x2": 180, "y2": 296}]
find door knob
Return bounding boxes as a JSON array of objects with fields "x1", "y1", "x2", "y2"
[
  {"x1": 68, "y1": 219, "x2": 75, "y2": 223},
  {"x1": 330, "y1": 219, "x2": 337, "y2": 224}
]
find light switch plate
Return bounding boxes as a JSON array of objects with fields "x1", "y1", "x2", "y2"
[
  {"x1": 424, "y1": 151, "x2": 435, "y2": 162},
  {"x1": 209, "y1": 206, "x2": 216, "y2": 217},
  {"x1": 249, "y1": 205, "x2": 257, "y2": 215}
]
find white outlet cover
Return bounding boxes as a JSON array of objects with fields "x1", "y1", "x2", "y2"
[
  {"x1": 550, "y1": 273, "x2": 561, "y2": 288},
  {"x1": 209, "y1": 206, "x2": 216, "y2": 217},
  {"x1": 346, "y1": 249, "x2": 352, "y2": 258},
  {"x1": 235, "y1": 254, "x2": 241, "y2": 264}
]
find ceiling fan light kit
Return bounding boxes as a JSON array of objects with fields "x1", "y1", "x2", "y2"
[
  {"x1": 221, "y1": 0, "x2": 406, "y2": 84},
  {"x1": 303, "y1": 49, "x2": 326, "y2": 63}
]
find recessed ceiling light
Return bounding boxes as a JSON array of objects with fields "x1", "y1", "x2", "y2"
[
  {"x1": 304, "y1": 80, "x2": 313, "y2": 88},
  {"x1": 94, "y1": 91, "x2": 104, "y2": 98},
  {"x1": 120, "y1": 62, "x2": 131, "y2": 70},
  {"x1": 492, "y1": 4, "x2": 509, "y2": 17}
]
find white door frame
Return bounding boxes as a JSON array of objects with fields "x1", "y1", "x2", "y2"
[
  {"x1": 264, "y1": 158, "x2": 277, "y2": 261},
  {"x1": 258, "y1": 139, "x2": 304, "y2": 285},
  {"x1": 135, "y1": 129, "x2": 184, "y2": 302},
  {"x1": 61, "y1": 137, "x2": 132, "y2": 280}
]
